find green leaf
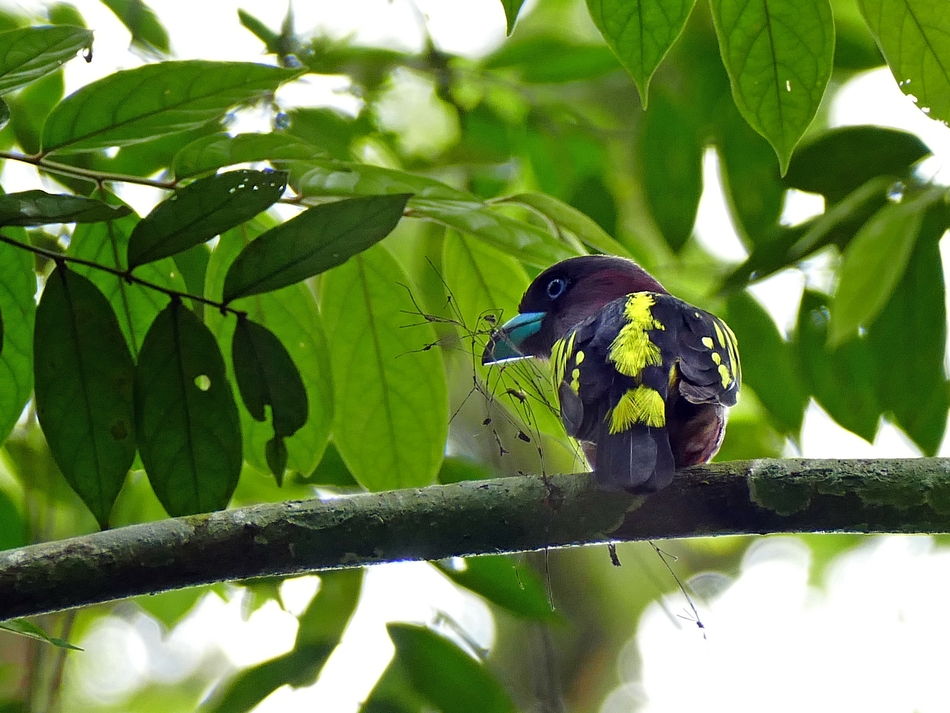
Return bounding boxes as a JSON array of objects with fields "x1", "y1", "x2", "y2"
[
  {"x1": 41, "y1": 60, "x2": 299, "y2": 154},
  {"x1": 238, "y1": 9, "x2": 281, "y2": 54},
  {"x1": 858, "y1": 0, "x2": 950, "y2": 124},
  {"x1": 441, "y1": 232, "x2": 567, "y2": 442},
  {"x1": 232, "y1": 317, "x2": 308, "y2": 479},
  {"x1": 6, "y1": 69, "x2": 63, "y2": 154},
  {"x1": 205, "y1": 570, "x2": 362, "y2": 713},
  {"x1": 726, "y1": 291, "x2": 807, "y2": 435},
  {"x1": 500, "y1": 0, "x2": 526, "y2": 34},
  {"x1": 0, "y1": 233, "x2": 35, "y2": 447},
  {"x1": 232, "y1": 317, "x2": 307, "y2": 433},
  {"x1": 639, "y1": 88, "x2": 703, "y2": 251},
  {"x1": 135, "y1": 301, "x2": 242, "y2": 516},
  {"x1": 0, "y1": 24, "x2": 92, "y2": 95},
  {"x1": 127, "y1": 169, "x2": 287, "y2": 268},
  {"x1": 173, "y1": 132, "x2": 322, "y2": 178},
  {"x1": 586, "y1": 0, "x2": 697, "y2": 107},
  {"x1": 483, "y1": 37, "x2": 620, "y2": 83},
  {"x1": 0, "y1": 96, "x2": 8, "y2": 130},
  {"x1": 207, "y1": 223, "x2": 333, "y2": 478},
  {"x1": 298, "y1": 161, "x2": 471, "y2": 201},
  {"x1": 99, "y1": 0, "x2": 170, "y2": 55},
  {"x1": 796, "y1": 290, "x2": 881, "y2": 441},
  {"x1": 0, "y1": 619, "x2": 81, "y2": 650},
  {"x1": 496, "y1": 192, "x2": 633, "y2": 257},
  {"x1": 717, "y1": 100, "x2": 785, "y2": 243},
  {"x1": 321, "y1": 246, "x2": 448, "y2": 491},
  {"x1": 436, "y1": 556, "x2": 555, "y2": 619},
  {"x1": 69, "y1": 203, "x2": 187, "y2": 355},
  {"x1": 33, "y1": 267, "x2": 136, "y2": 528},
  {"x1": 785, "y1": 126, "x2": 930, "y2": 203},
  {"x1": 0, "y1": 190, "x2": 131, "y2": 226},
  {"x1": 709, "y1": 0, "x2": 834, "y2": 173},
  {"x1": 297, "y1": 162, "x2": 578, "y2": 268},
  {"x1": 829, "y1": 188, "x2": 942, "y2": 345},
  {"x1": 387, "y1": 623, "x2": 518, "y2": 713},
  {"x1": 222, "y1": 194, "x2": 410, "y2": 302},
  {"x1": 866, "y1": 215, "x2": 949, "y2": 454},
  {"x1": 411, "y1": 198, "x2": 578, "y2": 269}
]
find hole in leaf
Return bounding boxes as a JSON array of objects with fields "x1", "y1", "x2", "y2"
[{"x1": 194, "y1": 375, "x2": 211, "y2": 391}]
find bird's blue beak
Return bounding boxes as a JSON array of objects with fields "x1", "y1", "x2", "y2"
[{"x1": 482, "y1": 311, "x2": 546, "y2": 365}]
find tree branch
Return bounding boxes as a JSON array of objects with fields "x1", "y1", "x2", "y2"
[{"x1": 2, "y1": 458, "x2": 950, "y2": 620}]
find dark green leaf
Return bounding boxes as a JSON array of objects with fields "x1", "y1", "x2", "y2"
[
  {"x1": 436, "y1": 556, "x2": 555, "y2": 619},
  {"x1": 297, "y1": 162, "x2": 578, "y2": 268},
  {"x1": 0, "y1": 487, "x2": 27, "y2": 551},
  {"x1": 387, "y1": 623, "x2": 518, "y2": 713},
  {"x1": 0, "y1": 233, "x2": 34, "y2": 446},
  {"x1": 135, "y1": 301, "x2": 242, "y2": 516},
  {"x1": 33, "y1": 267, "x2": 136, "y2": 528},
  {"x1": 128, "y1": 169, "x2": 287, "y2": 268},
  {"x1": 796, "y1": 290, "x2": 881, "y2": 441},
  {"x1": 206, "y1": 571, "x2": 362, "y2": 713},
  {"x1": 726, "y1": 291, "x2": 807, "y2": 434},
  {"x1": 68, "y1": 204, "x2": 188, "y2": 356},
  {"x1": 222, "y1": 194, "x2": 410, "y2": 302},
  {"x1": 207, "y1": 222, "x2": 334, "y2": 478},
  {"x1": 709, "y1": 0, "x2": 834, "y2": 172},
  {"x1": 173, "y1": 132, "x2": 321, "y2": 178},
  {"x1": 302, "y1": 442, "x2": 357, "y2": 487},
  {"x1": 500, "y1": 0, "x2": 526, "y2": 34},
  {"x1": 0, "y1": 619, "x2": 81, "y2": 650},
  {"x1": 586, "y1": 0, "x2": 697, "y2": 107},
  {"x1": 639, "y1": 89, "x2": 703, "y2": 251},
  {"x1": 497, "y1": 192, "x2": 632, "y2": 257},
  {"x1": 322, "y1": 246, "x2": 448, "y2": 491},
  {"x1": 99, "y1": 0, "x2": 169, "y2": 55},
  {"x1": 829, "y1": 188, "x2": 943, "y2": 345},
  {"x1": 785, "y1": 126, "x2": 930, "y2": 203},
  {"x1": 41, "y1": 60, "x2": 299, "y2": 154},
  {"x1": 0, "y1": 190, "x2": 131, "y2": 226},
  {"x1": 858, "y1": 0, "x2": 950, "y2": 123},
  {"x1": 0, "y1": 24, "x2": 92, "y2": 95},
  {"x1": 232, "y1": 316, "x2": 308, "y2": 452},
  {"x1": 867, "y1": 215, "x2": 949, "y2": 454},
  {"x1": 265, "y1": 437, "x2": 288, "y2": 481},
  {"x1": 0, "y1": 96, "x2": 8, "y2": 130}
]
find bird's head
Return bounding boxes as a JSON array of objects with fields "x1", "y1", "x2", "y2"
[{"x1": 482, "y1": 255, "x2": 667, "y2": 363}]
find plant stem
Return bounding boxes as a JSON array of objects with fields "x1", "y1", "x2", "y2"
[
  {"x1": 0, "y1": 150, "x2": 178, "y2": 190},
  {"x1": 0, "y1": 232, "x2": 245, "y2": 317}
]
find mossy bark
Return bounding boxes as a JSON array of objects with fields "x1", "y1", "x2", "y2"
[{"x1": 2, "y1": 458, "x2": 949, "y2": 620}]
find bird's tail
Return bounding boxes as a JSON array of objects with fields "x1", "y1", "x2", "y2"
[{"x1": 593, "y1": 422, "x2": 675, "y2": 492}]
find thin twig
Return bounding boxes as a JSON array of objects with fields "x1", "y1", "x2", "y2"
[
  {"x1": 0, "y1": 232, "x2": 245, "y2": 318},
  {"x1": 0, "y1": 150, "x2": 178, "y2": 190}
]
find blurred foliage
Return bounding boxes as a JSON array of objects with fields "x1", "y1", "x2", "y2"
[{"x1": 0, "y1": 0, "x2": 947, "y2": 711}]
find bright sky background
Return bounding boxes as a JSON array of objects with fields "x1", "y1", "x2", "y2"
[{"x1": 6, "y1": 0, "x2": 950, "y2": 711}]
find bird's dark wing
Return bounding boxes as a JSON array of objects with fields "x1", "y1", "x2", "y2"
[
  {"x1": 549, "y1": 293, "x2": 741, "y2": 491},
  {"x1": 650, "y1": 294, "x2": 741, "y2": 408},
  {"x1": 550, "y1": 295, "x2": 677, "y2": 491}
]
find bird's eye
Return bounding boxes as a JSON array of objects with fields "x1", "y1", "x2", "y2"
[{"x1": 546, "y1": 277, "x2": 567, "y2": 300}]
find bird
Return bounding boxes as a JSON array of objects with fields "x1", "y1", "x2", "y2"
[{"x1": 481, "y1": 255, "x2": 740, "y2": 492}]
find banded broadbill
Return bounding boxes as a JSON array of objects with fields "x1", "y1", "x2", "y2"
[{"x1": 482, "y1": 256, "x2": 740, "y2": 492}]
